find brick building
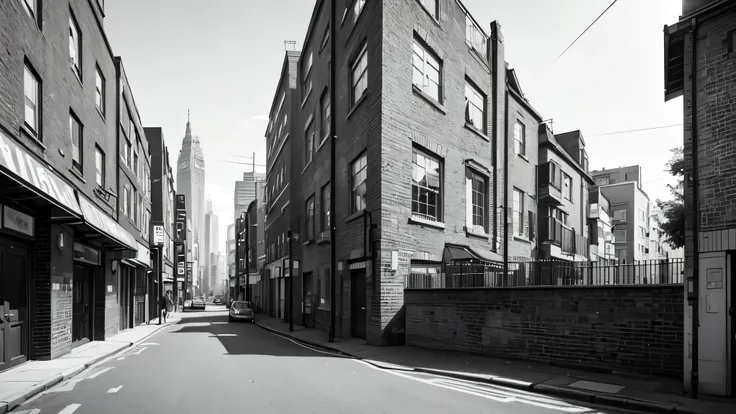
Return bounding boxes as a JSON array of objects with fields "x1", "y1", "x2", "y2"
[
  {"x1": 0, "y1": 0, "x2": 139, "y2": 370},
  {"x1": 664, "y1": 0, "x2": 736, "y2": 397}
]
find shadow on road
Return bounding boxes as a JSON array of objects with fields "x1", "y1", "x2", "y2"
[{"x1": 169, "y1": 313, "x2": 330, "y2": 358}]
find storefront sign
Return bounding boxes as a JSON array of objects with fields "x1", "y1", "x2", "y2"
[
  {"x1": 135, "y1": 242, "x2": 151, "y2": 267},
  {"x1": 2, "y1": 205, "x2": 34, "y2": 236},
  {"x1": 77, "y1": 194, "x2": 137, "y2": 250},
  {"x1": 153, "y1": 224, "x2": 164, "y2": 246},
  {"x1": 175, "y1": 194, "x2": 187, "y2": 242},
  {"x1": 73, "y1": 242, "x2": 101, "y2": 266},
  {"x1": 0, "y1": 130, "x2": 81, "y2": 216}
]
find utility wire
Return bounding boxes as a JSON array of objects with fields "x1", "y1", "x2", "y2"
[
  {"x1": 222, "y1": 160, "x2": 267, "y2": 167},
  {"x1": 549, "y1": 0, "x2": 619, "y2": 68},
  {"x1": 587, "y1": 123, "x2": 683, "y2": 137}
]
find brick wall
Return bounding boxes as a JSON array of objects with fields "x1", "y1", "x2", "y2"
[
  {"x1": 405, "y1": 285, "x2": 684, "y2": 378},
  {"x1": 49, "y1": 225, "x2": 74, "y2": 359},
  {"x1": 31, "y1": 217, "x2": 52, "y2": 359}
]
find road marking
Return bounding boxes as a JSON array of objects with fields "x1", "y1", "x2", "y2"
[
  {"x1": 12, "y1": 409, "x2": 41, "y2": 414},
  {"x1": 132, "y1": 346, "x2": 147, "y2": 355},
  {"x1": 58, "y1": 403, "x2": 82, "y2": 414},
  {"x1": 107, "y1": 385, "x2": 123, "y2": 394},
  {"x1": 47, "y1": 378, "x2": 85, "y2": 393},
  {"x1": 87, "y1": 367, "x2": 115, "y2": 379},
  {"x1": 140, "y1": 342, "x2": 160, "y2": 346},
  {"x1": 215, "y1": 333, "x2": 237, "y2": 337}
]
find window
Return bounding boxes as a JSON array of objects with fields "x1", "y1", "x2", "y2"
[
  {"x1": 514, "y1": 121, "x2": 526, "y2": 156},
  {"x1": 133, "y1": 190, "x2": 139, "y2": 225},
  {"x1": 350, "y1": 153, "x2": 367, "y2": 213},
  {"x1": 594, "y1": 176, "x2": 609, "y2": 186},
  {"x1": 466, "y1": 170, "x2": 487, "y2": 232},
  {"x1": 69, "y1": 14, "x2": 82, "y2": 78},
  {"x1": 353, "y1": 0, "x2": 365, "y2": 22},
  {"x1": 553, "y1": 208, "x2": 568, "y2": 226},
  {"x1": 512, "y1": 189, "x2": 524, "y2": 236},
  {"x1": 133, "y1": 149, "x2": 139, "y2": 177},
  {"x1": 22, "y1": 0, "x2": 37, "y2": 17},
  {"x1": 123, "y1": 185, "x2": 130, "y2": 216},
  {"x1": 302, "y1": 52, "x2": 313, "y2": 98},
  {"x1": 548, "y1": 162, "x2": 561, "y2": 189},
  {"x1": 320, "y1": 25, "x2": 330, "y2": 51},
  {"x1": 305, "y1": 196, "x2": 315, "y2": 241},
  {"x1": 320, "y1": 90, "x2": 331, "y2": 141},
  {"x1": 321, "y1": 183, "x2": 331, "y2": 232},
  {"x1": 613, "y1": 209, "x2": 627, "y2": 221},
  {"x1": 95, "y1": 146, "x2": 105, "y2": 186},
  {"x1": 126, "y1": 139, "x2": 132, "y2": 168},
  {"x1": 319, "y1": 267, "x2": 331, "y2": 310},
  {"x1": 614, "y1": 229, "x2": 627, "y2": 243},
  {"x1": 351, "y1": 45, "x2": 368, "y2": 105},
  {"x1": 412, "y1": 41, "x2": 441, "y2": 102},
  {"x1": 465, "y1": 13, "x2": 487, "y2": 59},
  {"x1": 304, "y1": 119, "x2": 314, "y2": 165},
  {"x1": 95, "y1": 66, "x2": 105, "y2": 115},
  {"x1": 563, "y1": 173, "x2": 572, "y2": 200},
  {"x1": 418, "y1": 0, "x2": 438, "y2": 19},
  {"x1": 412, "y1": 149, "x2": 441, "y2": 221},
  {"x1": 464, "y1": 81, "x2": 485, "y2": 131},
  {"x1": 69, "y1": 111, "x2": 82, "y2": 173},
  {"x1": 23, "y1": 63, "x2": 40, "y2": 135}
]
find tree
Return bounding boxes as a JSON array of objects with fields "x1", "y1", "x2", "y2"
[{"x1": 655, "y1": 147, "x2": 685, "y2": 249}]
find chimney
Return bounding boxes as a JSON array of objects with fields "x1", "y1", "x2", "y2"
[{"x1": 284, "y1": 41, "x2": 297, "y2": 51}]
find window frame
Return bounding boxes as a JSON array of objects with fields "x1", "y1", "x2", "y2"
[
  {"x1": 304, "y1": 118, "x2": 315, "y2": 166},
  {"x1": 350, "y1": 43, "x2": 368, "y2": 106},
  {"x1": 320, "y1": 89, "x2": 331, "y2": 143},
  {"x1": 411, "y1": 147, "x2": 443, "y2": 222},
  {"x1": 69, "y1": 111, "x2": 83, "y2": 174},
  {"x1": 23, "y1": 61, "x2": 41, "y2": 137},
  {"x1": 353, "y1": 0, "x2": 366, "y2": 23},
  {"x1": 464, "y1": 79, "x2": 485, "y2": 133},
  {"x1": 69, "y1": 11, "x2": 82, "y2": 80},
  {"x1": 512, "y1": 188, "x2": 524, "y2": 237},
  {"x1": 305, "y1": 195, "x2": 315, "y2": 242},
  {"x1": 95, "y1": 65, "x2": 105, "y2": 116},
  {"x1": 412, "y1": 39, "x2": 442, "y2": 103},
  {"x1": 350, "y1": 152, "x2": 368, "y2": 214},
  {"x1": 562, "y1": 172, "x2": 572, "y2": 201},
  {"x1": 321, "y1": 183, "x2": 331, "y2": 232},
  {"x1": 417, "y1": 0, "x2": 439, "y2": 19},
  {"x1": 466, "y1": 167, "x2": 489, "y2": 234},
  {"x1": 514, "y1": 120, "x2": 526, "y2": 156},
  {"x1": 95, "y1": 145, "x2": 105, "y2": 187}
]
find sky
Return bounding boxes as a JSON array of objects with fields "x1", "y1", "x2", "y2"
[{"x1": 104, "y1": 0, "x2": 683, "y2": 250}]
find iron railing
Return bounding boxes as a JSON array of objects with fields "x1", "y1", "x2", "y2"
[{"x1": 405, "y1": 258, "x2": 685, "y2": 289}]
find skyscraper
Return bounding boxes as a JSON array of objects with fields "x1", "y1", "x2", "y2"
[
  {"x1": 203, "y1": 199, "x2": 219, "y2": 295},
  {"x1": 234, "y1": 171, "x2": 266, "y2": 221},
  {"x1": 176, "y1": 111, "x2": 206, "y2": 295}
]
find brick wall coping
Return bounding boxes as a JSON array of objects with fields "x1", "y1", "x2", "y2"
[{"x1": 405, "y1": 284, "x2": 683, "y2": 293}]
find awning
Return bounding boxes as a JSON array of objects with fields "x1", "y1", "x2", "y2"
[
  {"x1": 77, "y1": 193, "x2": 137, "y2": 251},
  {"x1": 0, "y1": 130, "x2": 82, "y2": 219},
  {"x1": 122, "y1": 242, "x2": 151, "y2": 268},
  {"x1": 443, "y1": 245, "x2": 477, "y2": 262},
  {"x1": 443, "y1": 244, "x2": 503, "y2": 266}
]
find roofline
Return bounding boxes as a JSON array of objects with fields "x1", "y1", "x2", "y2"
[
  {"x1": 679, "y1": 0, "x2": 734, "y2": 22},
  {"x1": 596, "y1": 181, "x2": 651, "y2": 201},
  {"x1": 114, "y1": 57, "x2": 145, "y2": 138},
  {"x1": 540, "y1": 140, "x2": 594, "y2": 185},
  {"x1": 508, "y1": 85, "x2": 543, "y2": 121},
  {"x1": 297, "y1": 0, "x2": 326, "y2": 70},
  {"x1": 266, "y1": 52, "x2": 300, "y2": 124},
  {"x1": 85, "y1": 0, "x2": 116, "y2": 68},
  {"x1": 455, "y1": 0, "x2": 489, "y2": 39}
]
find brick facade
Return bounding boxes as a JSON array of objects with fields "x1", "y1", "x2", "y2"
[{"x1": 405, "y1": 286, "x2": 685, "y2": 378}]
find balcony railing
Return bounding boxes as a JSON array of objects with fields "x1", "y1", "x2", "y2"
[{"x1": 540, "y1": 216, "x2": 588, "y2": 257}]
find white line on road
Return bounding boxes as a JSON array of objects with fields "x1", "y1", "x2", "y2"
[
  {"x1": 140, "y1": 342, "x2": 160, "y2": 346},
  {"x1": 214, "y1": 333, "x2": 237, "y2": 337},
  {"x1": 58, "y1": 403, "x2": 82, "y2": 414},
  {"x1": 107, "y1": 386, "x2": 123, "y2": 394},
  {"x1": 132, "y1": 346, "x2": 148, "y2": 355},
  {"x1": 87, "y1": 367, "x2": 115, "y2": 379},
  {"x1": 12, "y1": 409, "x2": 41, "y2": 414}
]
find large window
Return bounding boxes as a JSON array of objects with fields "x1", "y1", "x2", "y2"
[
  {"x1": 563, "y1": 173, "x2": 572, "y2": 200},
  {"x1": 95, "y1": 66, "x2": 105, "y2": 115},
  {"x1": 321, "y1": 183, "x2": 331, "y2": 232},
  {"x1": 23, "y1": 63, "x2": 40, "y2": 136},
  {"x1": 350, "y1": 153, "x2": 367, "y2": 213},
  {"x1": 353, "y1": 0, "x2": 366, "y2": 22},
  {"x1": 95, "y1": 146, "x2": 105, "y2": 186},
  {"x1": 304, "y1": 119, "x2": 314, "y2": 165},
  {"x1": 514, "y1": 121, "x2": 526, "y2": 156},
  {"x1": 69, "y1": 111, "x2": 82, "y2": 174},
  {"x1": 465, "y1": 81, "x2": 485, "y2": 132},
  {"x1": 351, "y1": 45, "x2": 368, "y2": 105},
  {"x1": 412, "y1": 149, "x2": 442, "y2": 221},
  {"x1": 302, "y1": 51, "x2": 313, "y2": 98},
  {"x1": 123, "y1": 185, "x2": 130, "y2": 216},
  {"x1": 320, "y1": 90, "x2": 331, "y2": 141},
  {"x1": 513, "y1": 188, "x2": 524, "y2": 236},
  {"x1": 305, "y1": 196, "x2": 315, "y2": 241},
  {"x1": 418, "y1": 0, "x2": 439, "y2": 18},
  {"x1": 467, "y1": 169, "x2": 487, "y2": 232},
  {"x1": 69, "y1": 14, "x2": 82, "y2": 79},
  {"x1": 614, "y1": 229, "x2": 627, "y2": 243},
  {"x1": 412, "y1": 41, "x2": 441, "y2": 102}
]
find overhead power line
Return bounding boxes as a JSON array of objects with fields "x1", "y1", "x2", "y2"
[
  {"x1": 587, "y1": 123, "x2": 683, "y2": 137},
  {"x1": 549, "y1": 0, "x2": 619, "y2": 68}
]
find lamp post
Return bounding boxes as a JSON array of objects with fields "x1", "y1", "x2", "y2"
[
  {"x1": 245, "y1": 212, "x2": 250, "y2": 302},
  {"x1": 235, "y1": 216, "x2": 242, "y2": 301},
  {"x1": 288, "y1": 230, "x2": 294, "y2": 332}
]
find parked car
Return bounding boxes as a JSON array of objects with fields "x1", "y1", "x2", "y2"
[
  {"x1": 213, "y1": 297, "x2": 222, "y2": 305},
  {"x1": 228, "y1": 301, "x2": 254, "y2": 322},
  {"x1": 190, "y1": 297, "x2": 206, "y2": 311}
]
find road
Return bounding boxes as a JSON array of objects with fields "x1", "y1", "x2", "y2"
[{"x1": 13, "y1": 307, "x2": 645, "y2": 414}]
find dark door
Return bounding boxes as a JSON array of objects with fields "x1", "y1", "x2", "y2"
[
  {"x1": 351, "y1": 269, "x2": 367, "y2": 340},
  {"x1": 731, "y1": 253, "x2": 735, "y2": 397},
  {"x1": 0, "y1": 243, "x2": 30, "y2": 371},
  {"x1": 72, "y1": 265, "x2": 92, "y2": 344},
  {"x1": 302, "y1": 272, "x2": 313, "y2": 328}
]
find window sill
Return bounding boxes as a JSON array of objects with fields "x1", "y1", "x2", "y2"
[
  {"x1": 465, "y1": 228, "x2": 489, "y2": 240},
  {"x1": 345, "y1": 210, "x2": 365, "y2": 223},
  {"x1": 68, "y1": 168, "x2": 86, "y2": 183},
  {"x1": 301, "y1": 160, "x2": 313, "y2": 175},
  {"x1": 347, "y1": 92, "x2": 369, "y2": 120},
  {"x1": 513, "y1": 236, "x2": 533, "y2": 245},
  {"x1": 464, "y1": 123, "x2": 489, "y2": 141},
  {"x1": 19, "y1": 124, "x2": 46, "y2": 152},
  {"x1": 300, "y1": 87, "x2": 313, "y2": 109},
  {"x1": 412, "y1": 85, "x2": 446, "y2": 114},
  {"x1": 409, "y1": 215, "x2": 445, "y2": 230},
  {"x1": 517, "y1": 153, "x2": 529, "y2": 163}
]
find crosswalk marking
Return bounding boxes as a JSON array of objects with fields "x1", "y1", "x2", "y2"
[
  {"x1": 107, "y1": 385, "x2": 123, "y2": 394},
  {"x1": 58, "y1": 403, "x2": 82, "y2": 414}
]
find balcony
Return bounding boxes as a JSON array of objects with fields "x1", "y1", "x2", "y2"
[
  {"x1": 538, "y1": 162, "x2": 563, "y2": 205},
  {"x1": 540, "y1": 216, "x2": 589, "y2": 257}
]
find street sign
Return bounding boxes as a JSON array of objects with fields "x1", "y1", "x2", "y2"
[
  {"x1": 177, "y1": 262, "x2": 185, "y2": 275},
  {"x1": 174, "y1": 194, "x2": 187, "y2": 242},
  {"x1": 153, "y1": 224, "x2": 164, "y2": 246}
]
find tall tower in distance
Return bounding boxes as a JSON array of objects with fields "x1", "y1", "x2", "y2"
[{"x1": 176, "y1": 111, "x2": 207, "y2": 295}]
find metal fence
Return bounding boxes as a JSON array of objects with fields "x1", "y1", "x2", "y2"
[{"x1": 405, "y1": 258, "x2": 685, "y2": 289}]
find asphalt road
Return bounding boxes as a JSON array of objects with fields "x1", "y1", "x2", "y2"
[{"x1": 14, "y1": 307, "x2": 645, "y2": 414}]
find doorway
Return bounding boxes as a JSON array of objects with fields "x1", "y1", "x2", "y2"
[
  {"x1": 72, "y1": 265, "x2": 93, "y2": 345},
  {"x1": 351, "y1": 269, "x2": 367, "y2": 340},
  {"x1": 0, "y1": 241, "x2": 30, "y2": 372}
]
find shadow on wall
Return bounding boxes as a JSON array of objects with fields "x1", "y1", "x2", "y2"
[{"x1": 382, "y1": 305, "x2": 406, "y2": 346}]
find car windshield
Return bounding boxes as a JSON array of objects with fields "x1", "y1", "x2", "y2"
[{"x1": 232, "y1": 302, "x2": 252, "y2": 310}]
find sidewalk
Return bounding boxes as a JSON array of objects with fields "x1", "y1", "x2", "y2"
[
  {"x1": 0, "y1": 317, "x2": 178, "y2": 414},
  {"x1": 254, "y1": 314, "x2": 736, "y2": 414}
]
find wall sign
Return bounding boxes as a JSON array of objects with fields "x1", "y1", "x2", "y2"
[
  {"x1": 2, "y1": 205, "x2": 34, "y2": 236},
  {"x1": 153, "y1": 224, "x2": 164, "y2": 246}
]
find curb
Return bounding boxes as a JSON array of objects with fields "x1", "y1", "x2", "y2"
[
  {"x1": 252, "y1": 320, "x2": 721, "y2": 414},
  {"x1": 1, "y1": 320, "x2": 174, "y2": 414}
]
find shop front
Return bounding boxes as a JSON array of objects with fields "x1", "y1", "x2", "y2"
[{"x1": 121, "y1": 242, "x2": 152, "y2": 327}]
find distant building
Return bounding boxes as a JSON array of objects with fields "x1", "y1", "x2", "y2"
[
  {"x1": 203, "y1": 203, "x2": 219, "y2": 295},
  {"x1": 234, "y1": 171, "x2": 267, "y2": 221}
]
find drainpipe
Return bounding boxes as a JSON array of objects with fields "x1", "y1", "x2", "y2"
[
  {"x1": 689, "y1": 16, "x2": 700, "y2": 399},
  {"x1": 503, "y1": 89, "x2": 509, "y2": 276},
  {"x1": 328, "y1": 0, "x2": 338, "y2": 343}
]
